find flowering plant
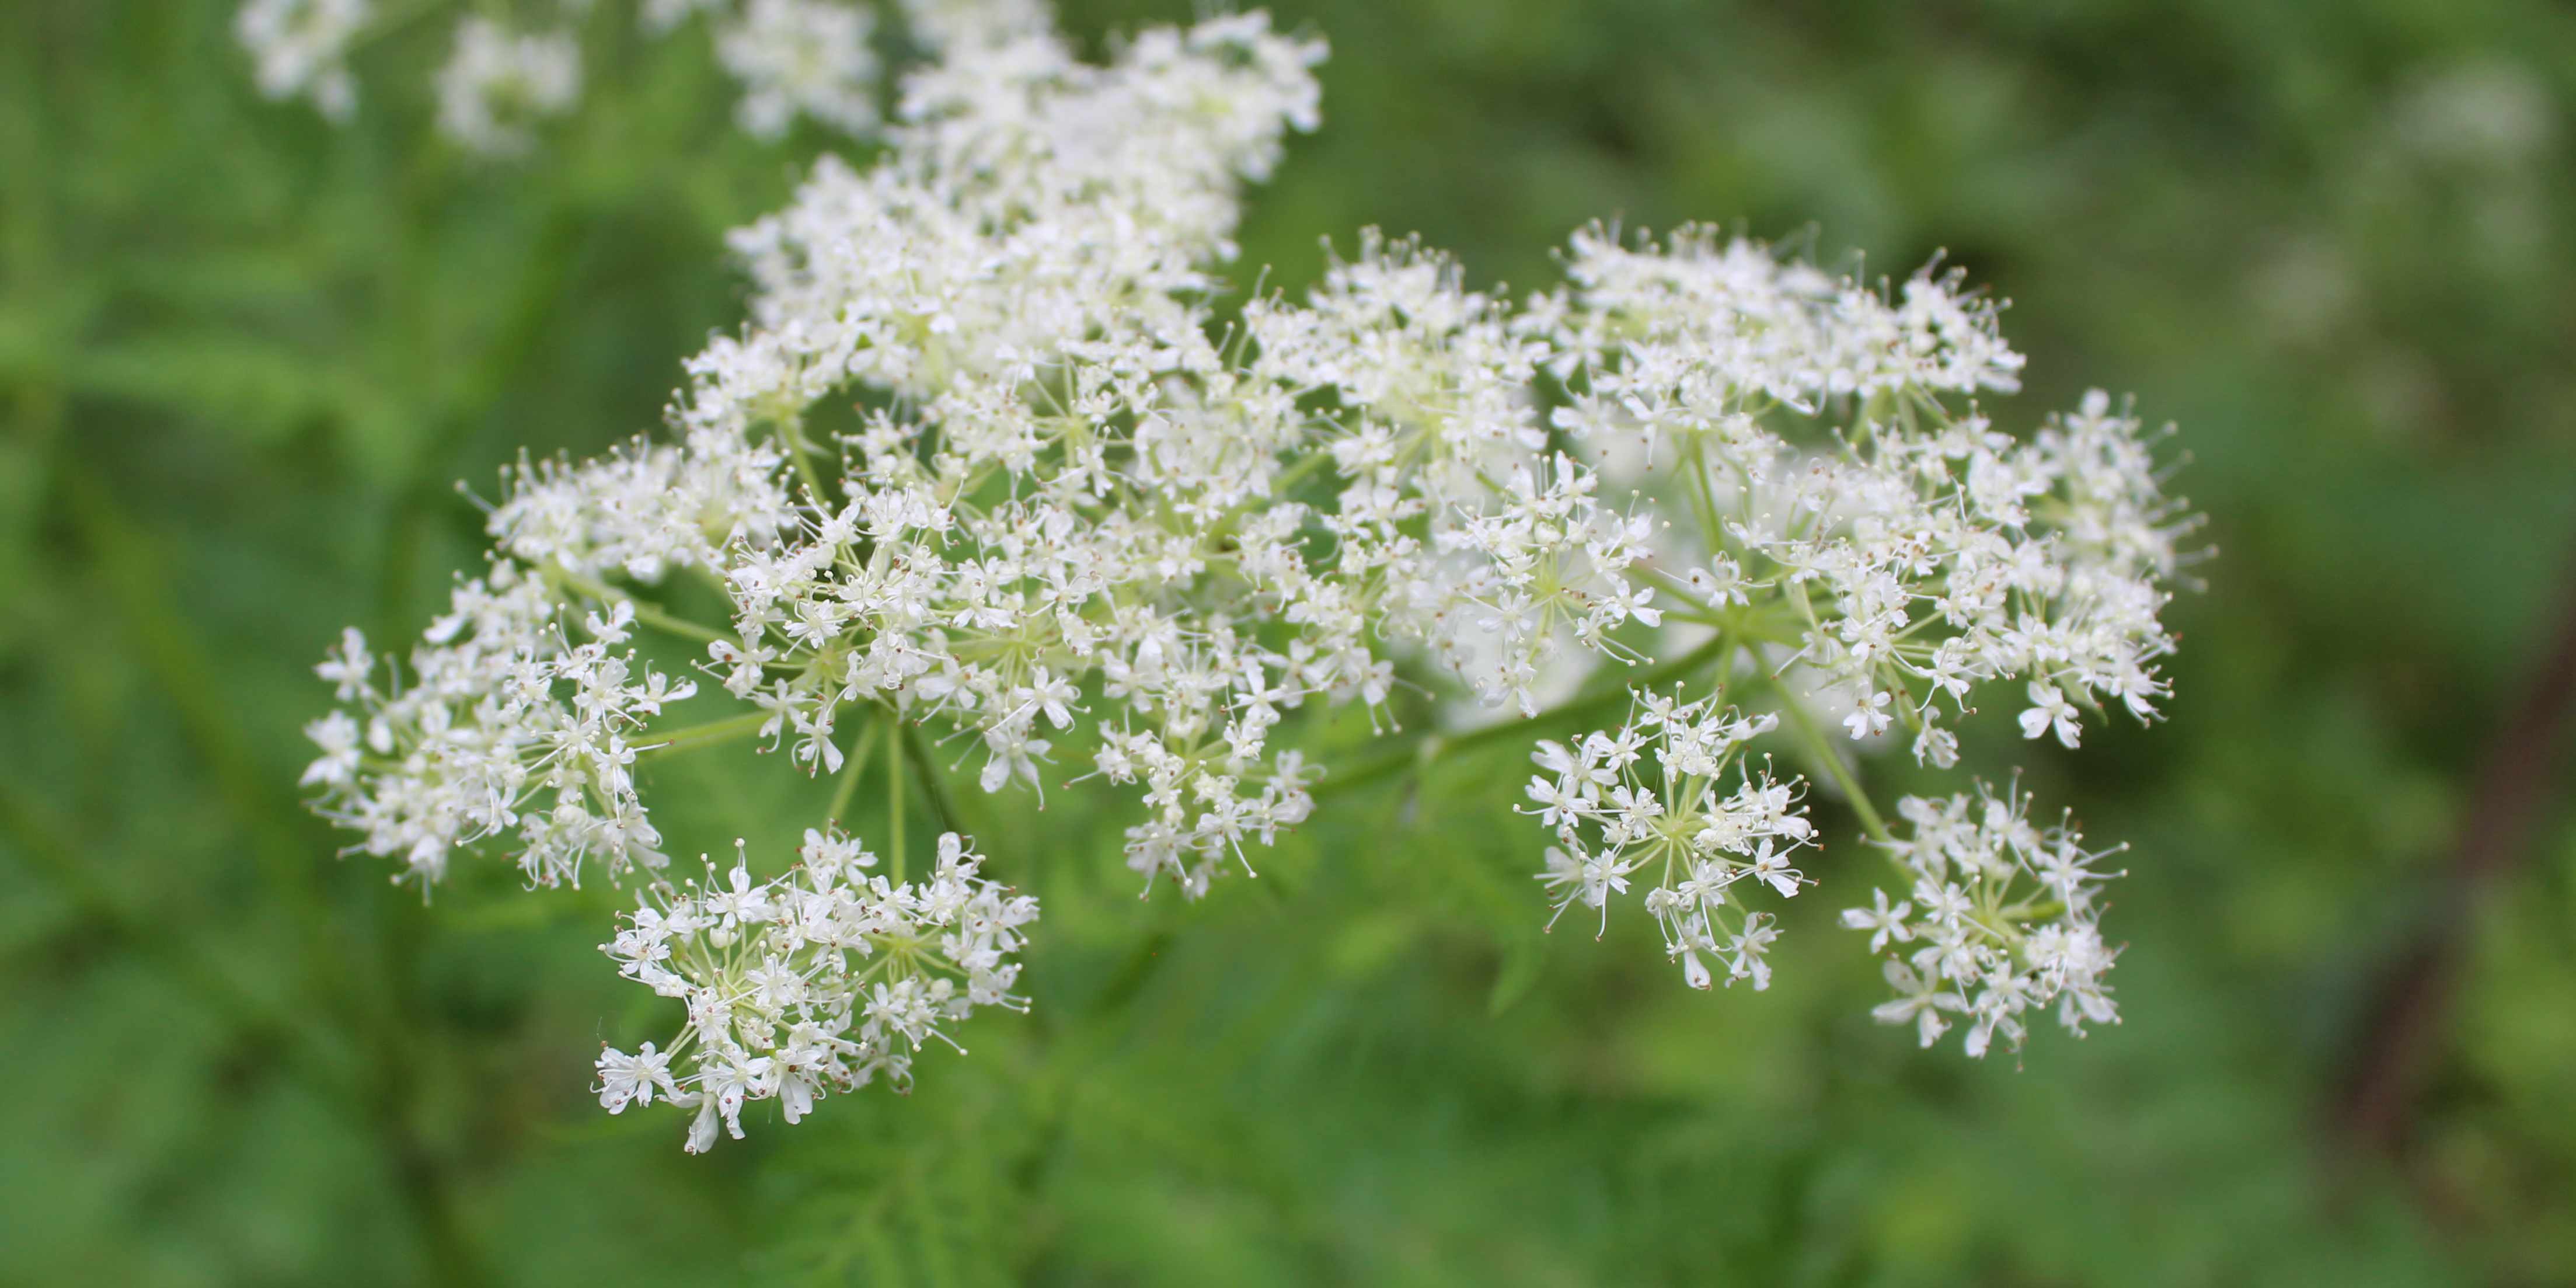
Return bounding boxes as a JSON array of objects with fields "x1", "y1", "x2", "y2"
[{"x1": 298, "y1": 0, "x2": 2196, "y2": 1153}]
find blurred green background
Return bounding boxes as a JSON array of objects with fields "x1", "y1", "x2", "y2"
[{"x1": 6, "y1": 0, "x2": 2575, "y2": 1283}]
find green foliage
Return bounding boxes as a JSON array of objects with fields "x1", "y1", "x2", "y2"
[{"x1": 5, "y1": 0, "x2": 2574, "y2": 1283}]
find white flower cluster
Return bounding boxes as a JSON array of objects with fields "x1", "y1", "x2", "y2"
[
  {"x1": 235, "y1": 0, "x2": 370, "y2": 121},
  {"x1": 715, "y1": 0, "x2": 882, "y2": 139},
  {"x1": 301, "y1": 578, "x2": 696, "y2": 889},
  {"x1": 598, "y1": 829, "x2": 1036, "y2": 1153},
  {"x1": 237, "y1": 0, "x2": 1051, "y2": 154},
  {"x1": 1540, "y1": 226, "x2": 2189, "y2": 770},
  {"x1": 1549, "y1": 226, "x2": 2028, "y2": 417},
  {"x1": 1758, "y1": 388, "x2": 2188, "y2": 770},
  {"x1": 434, "y1": 17, "x2": 582, "y2": 157},
  {"x1": 1243, "y1": 234, "x2": 1667, "y2": 714},
  {"x1": 300, "y1": 0, "x2": 2199, "y2": 1129},
  {"x1": 1490, "y1": 227, "x2": 2184, "y2": 1016},
  {"x1": 1526, "y1": 693, "x2": 1815, "y2": 991},
  {"x1": 1843, "y1": 785, "x2": 2124, "y2": 1058},
  {"x1": 305, "y1": 8, "x2": 1329, "y2": 1148}
]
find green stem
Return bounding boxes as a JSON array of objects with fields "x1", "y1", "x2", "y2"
[
  {"x1": 900, "y1": 720, "x2": 963, "y2": 840},
  {"x1": 641, "y1": 710, "x2": 771, "y2": 760},
  {"x1": 1763, "y1": 662, "x2": 1892, "y2": 844},
  {"x1": 780, "y1": 416, "x2": 831, "y2": 508},
  {"x1": 1271, "y1": 447, "x2": 1336, "y2": 494},
  {"x1": 1634, "y1": 560, "x2": 1714, "y2": 605},
  {"x1": 550, "y1": 566, "x2": 730, "y2": 645},
  {"x1": 1683, "y1": 432, "x2": 1726, "y2": 542},
  {"x1": 886, "y1": 711, "x2": 917, "y2": 880},
  {"x1": 1314, "y1": 632, "x2": 1735, "y2": 801},
  {"x1": 826, "y1": 709, "x2": 880, "y2": 827},
  {"x1": 886, "y1": 716, "x2": 908, "y2": 884}
]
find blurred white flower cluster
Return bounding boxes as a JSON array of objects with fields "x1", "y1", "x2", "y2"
[
  {"x1": 234, "y1": 0, "x2": 1051, "y2": 156},
  {"x1": 433, "y1": 17, "x2": 581, "y2": 157},
  {"x1": 301, "y1": 0, "x2": 2198, "y2": 1147},
  {"x1": 235, "y1": 0, "x2": 371, "y2": 121}
]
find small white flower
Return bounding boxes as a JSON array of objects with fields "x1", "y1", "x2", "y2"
[
  {"x1": 1842, "y1": 690, "x2": 1892, "y2": 740},
  {"x1": 2018, "y1": 681, "x2": 2082, "y2": 748},
  {"x1": 1839, "y1": 887, "x2": 1913, "y2": 953},
  {"x1": 299, "y1": 711, "x2": 362, "y2": 787},
  {"x1": 1522, "y1": 772, "x2": 1591, "y2": 829},
  {"x1": 1870, "y1": 960, "x2": 1963, "y2": 1049},
  {"x1": 595, "y1": 1042, "x2": 678, "y2": 1112},
  {"x1": 313, "y1": 626, "x2": 372, "y2": 700}
]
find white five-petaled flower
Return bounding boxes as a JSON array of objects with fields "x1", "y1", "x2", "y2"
[
  {"x1": 1870, "y1": 960, "x2": 1964, "y2": 1049},
  {"x1": 1842, "y1": 689, "x2": 1894, "y2": 740},
  {"x1": 596, "y1": 1041, "x2": 680, "y2": 1112},
  {"x1": 2019, "y1": 681, "x2": 2083, "y2": 748},
  {"x1": 1839, "y1": 887, "x2": 1913, "y2": 953}
]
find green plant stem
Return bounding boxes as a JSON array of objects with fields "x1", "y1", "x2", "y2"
[
  {"x1": 1313, "y1": 632, "x2": 1735, "y2": 802},
  {"x1": 550, "y1": 566, "x2": 729, "y2": 645},
  {"x1": 780, "y1": 416, "x2": 831, "y2": 506},
  {"x1": 826, "y1": 709, "x2": 880, "y2": 826},
  {"x1": 641, "y1": 710, "x2": 771, "y2": 760},
  {"x1": 1763, "y1": 660, "x2": 1893, "y2": 844},
  {"x1": 886, "y1": 715, "x2": 908, "y2": 883},
  {"x1": 1271, "y1": 446, "x2": 1336, "y2": 494},
  {"x1": 900, "y1": 719, "x2": 963, "y2": 838}
]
